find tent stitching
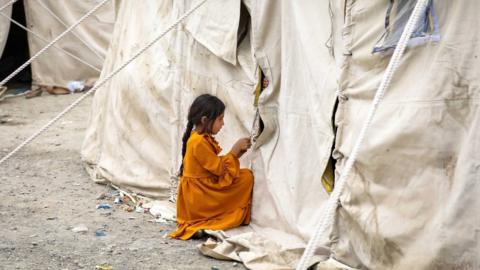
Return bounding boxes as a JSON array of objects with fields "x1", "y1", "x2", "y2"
[{"x1": 296, "y1": 0, "x2": 431, "y2": 269}]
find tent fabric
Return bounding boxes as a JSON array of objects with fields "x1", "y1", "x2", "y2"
[
  {"x1": 0, "y1": 0, "x2": 12, "y2": 57},
  {"x1": 21, "y1": 0, "x2": 115, "y2": 87},
  {"x1": 330, "y1": 1, "x2": 479, "y2": 269},
  {"x1": 199, "y1": 229, "x2": 328, "y2": 270},
  {"x1": 185, "y1": 0, "x2": 241, "y2": 65},
  {"x1": 82, "y1": 0, "x2": 256, "y2": 199},
  {"x1": 82, "y1": 0, "x2": 480, "y2": 269}
]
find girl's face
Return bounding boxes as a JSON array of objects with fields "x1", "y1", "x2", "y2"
[{"x1": 211, "y1": 113, "x2": 224, "y2": 135}]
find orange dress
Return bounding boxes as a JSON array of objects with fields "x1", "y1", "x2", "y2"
[{"x1": 169, "y1": 131, "x2": 254, "y2": 240}]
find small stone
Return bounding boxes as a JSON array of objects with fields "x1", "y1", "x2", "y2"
[
  {"x1": 232, "y1": 262, "x2": 239, "y2": 267},
  {"x1": 95, "y1": 229, "x2": 107, "y2": 237},
  {"x1": 211, "y1": 267, "x2": 220, "y2": 270}
]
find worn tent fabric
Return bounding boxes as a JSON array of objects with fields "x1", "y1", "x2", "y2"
[
  {"x1": 198, "y1": 0, "x2": 338, "y2": 267},
  {"x1": 83, "y1": 0, "x2": 336, "y2": 268},
  {"x1": 82, "y1": 0, "x2": 480, "y2": 269},
  {"x1": 82, "y1": 0, "x2": 256, "y2": 199},
  {"x1": 22, "y1": 0, "x2": 114, "y2": 87},
  {"x1": 0, "y1": 0, "x2": 12, "y2": 57},
  {"x1": 185, "y1": 0, "x2": 241, "y2": 65},
  {"x1": 329, "y1": 1, "x2": 480, "y2": 269}
]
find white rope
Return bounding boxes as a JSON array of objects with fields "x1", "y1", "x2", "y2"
[
  {"x1": 36, "y1": 0, "x2": 105, "y2": 61},
  {"x1": 295, "y1": 0, "x2": 430, "y2": 269},
  {"x1": 0, "y1": 12, "x2": 100, "y2": 72},
  {"x1": 0, "y1": 0, "x2": 110, "y2": 87},
  {"x1": 0, "y1": 0, "x2": 16, "y2": 13},
  {"x1": 0, "y1": 0, "x2": 208, "y2": 166}
]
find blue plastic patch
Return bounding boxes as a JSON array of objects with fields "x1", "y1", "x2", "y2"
[{"x1": 373, "y1": 0, "x2": 440, "y2": 54}]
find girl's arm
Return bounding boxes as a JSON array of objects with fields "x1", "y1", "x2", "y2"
[{"x1": 192, "y1": 138, "x2": 240, "y2": 178}]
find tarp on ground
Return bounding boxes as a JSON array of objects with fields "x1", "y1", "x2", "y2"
[{"x1": 82, "y1": 0, "x2": 480, "y2": 269}]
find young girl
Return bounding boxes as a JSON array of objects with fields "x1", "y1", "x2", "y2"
[{"x1": 169, "y1": 94, "x2": 254, "y2": 240}]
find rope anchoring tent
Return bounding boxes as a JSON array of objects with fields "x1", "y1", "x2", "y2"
[
  {"x1": 0, "y1": 0, "x2": 17, "y2": 13},
  {"x1": 0, "y1": 0, "x2": 110, "y2": 88},
  {"x1": 0, "y1": 0, "x2": 208, "y2": 166},
  {"x1": 36, "y1": 0, "x2": 105, "y2": 62},
  {"x1": 295, "y1": 0, "x2": 431, "y2": 269},
  {"x1": 0, "y1": 12, "x2": 100, "y2": 72}
]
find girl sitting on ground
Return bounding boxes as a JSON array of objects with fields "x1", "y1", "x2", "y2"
[{"x1": 169, "y1": 94, "x2": 254, "y2": 240}]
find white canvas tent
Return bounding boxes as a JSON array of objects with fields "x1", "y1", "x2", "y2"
[
  {"x1": 0, "y1": 1, "x2": 12, "y2": 55},
  {"x1": 82, "y1": 0, "x2": 480, "y2": 269},
  {"x1": 0, "y1": 0, "x2": 115, "y2": 88}
]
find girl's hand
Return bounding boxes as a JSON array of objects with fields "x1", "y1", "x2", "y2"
[{"x1": 231, "y1": 138, "x2": 252, "y2": 158}]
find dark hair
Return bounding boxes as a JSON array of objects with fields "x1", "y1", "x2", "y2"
[{"x1": 179, "y1": 94, "x2": 225, "y2": 176}]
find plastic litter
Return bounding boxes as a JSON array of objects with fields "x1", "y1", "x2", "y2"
[
  {"x1": 145, "y1": 201, "x2": 176, "y2": 222},
  {"x1": 135, "y1": 206, "x2": 146, "y2": 213},
  {"x1": 153, "y1": 217, "x2": 169, "y2": 224},
  {"x1": 67, "y1": 81, "x2": 85, "y2": 93},
  {"x1": 72, "y1": 224, "x2": 88, "y2": 233},
  {"x1": 96, "y1": 203, "x2": 112, "y2": 209},
  {"x1": 114, "y1": 197, "x2": 123, "y2": 204},
  {"x1": 107, "y1": 190, "x2": 120, "y2": 197}
]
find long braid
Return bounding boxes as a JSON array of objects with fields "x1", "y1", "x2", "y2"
[
  {"x1": 179, "y1": 121, "x2": 194, "y2": 176},
  {"x1": 178, "y1": 94, "x2": 225, "y2": 177}
]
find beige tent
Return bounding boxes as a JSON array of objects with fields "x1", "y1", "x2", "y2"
[
  {"x1": 82, "y1": 0, "x2": 480, "y2": 269},
  {"x1": 0, "y1": 1, "x2": 12, "y2": 55},
  {"x1": 0, "y1": 0, "x2": 115, "y2": 88}
]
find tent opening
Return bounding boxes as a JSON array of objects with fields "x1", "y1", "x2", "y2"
[
  {"x1": 0, "y1": 0, "x2": 31, "y2": 92},
  {"x1": 237, "y1": 2, "x2": 250, "y2": 47}
]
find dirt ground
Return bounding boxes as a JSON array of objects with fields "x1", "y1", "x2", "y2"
[{"x1": 0, "y1": 93, "x2": 243, "y2": 270}]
